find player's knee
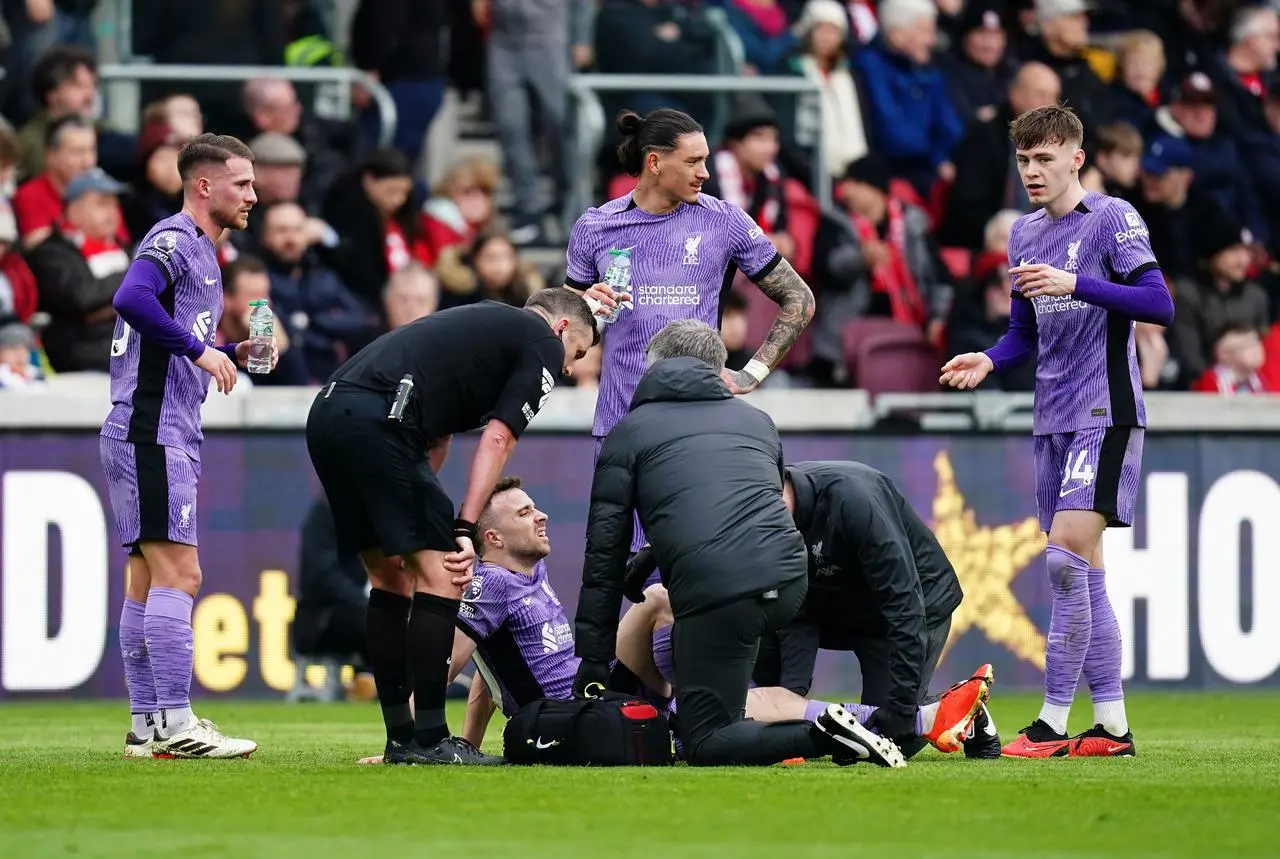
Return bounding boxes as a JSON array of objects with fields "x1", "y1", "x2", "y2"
[{"x1": 1045, "y1": 547, "x2": 1088, "y2": 592}]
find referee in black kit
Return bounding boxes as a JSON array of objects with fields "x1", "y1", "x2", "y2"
[
  {"x1": 306, "y1": 290, "x2": 598, "y2": 765},
  {"x1": 574, "y1": 319, "x2": 904, "y2": 768}
]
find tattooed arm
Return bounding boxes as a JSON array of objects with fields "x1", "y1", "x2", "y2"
[{"x1": 723, "y1": 257, "x2": 817, "y2": 394}]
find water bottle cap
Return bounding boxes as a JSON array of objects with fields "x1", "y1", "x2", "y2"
[{"x1": 249, "y1": 300, "x2": 269, "y2": 307}]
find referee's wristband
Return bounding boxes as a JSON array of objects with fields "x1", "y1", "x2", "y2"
[
  {"x1": 743, "y1": 359, "x2": 771, "y2": 385},
  {"x1": 453, "y1": 518, "x2": 477, "y2": 544}
]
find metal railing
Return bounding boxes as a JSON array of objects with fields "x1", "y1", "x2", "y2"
[
  {"x1": 566, "y1": 73, "x2": 828, "y2": 233},
  {"x1": 96, "y1": 64, "x2": 398, "y2": 150}
]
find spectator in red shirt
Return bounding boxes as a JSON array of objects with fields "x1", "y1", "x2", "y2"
[
  {"x1": 1192, "y1": 323, "x2": 1279, "y2": 395},
  {"x1": 14, "y1": 116, "x2": 128, "y2": 249},
  {"x1": 0, "y1": 197, "x2": 37, "y2": 323},
  {"x1": 26, "y1": 167, "x2": 131, "y2": 372},
  {"x1": 417, "y1": 156, "x2": 499, "y2": 268}
]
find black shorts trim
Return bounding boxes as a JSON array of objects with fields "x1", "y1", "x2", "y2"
[
  {"x1": 135, "y1": 443, "x2": 171, "y2": 546},
  {"x1": 1093, "y1": 426, "x2": 1130, "y2": 527}
]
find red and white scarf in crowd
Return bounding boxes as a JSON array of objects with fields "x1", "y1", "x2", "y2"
[
  {"x1": 63, "y1": 226, "x2": 130, "y2": 279},
  {"x1": 714, "y1": 149, "x2": 780, "y2": 235},
  {"x1": 850, "y1": 199, "x2": 925, "y2": 326}
]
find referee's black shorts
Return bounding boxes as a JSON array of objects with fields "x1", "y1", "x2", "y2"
[{"x1": 305, "y1": 388, "x2": 455, "y2": 558}]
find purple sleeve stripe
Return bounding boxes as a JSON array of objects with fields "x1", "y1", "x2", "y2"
[
  {"x1": 746, "y1": 251, "x2": 783, "y2": 283},
  {"x1": 216, "y1": 343, "x2": 239, "y2": 363},
  {"x1": 135, "y1": 252, "x2": 174, "y2": 288},
  {"x1": 1074, "y1": 267, "x2": 1173, "y2": 326},
  {"x1": 983, "y1": 295, "x2": 1037, "y2": 372},
  {"x1": 113, "y1": 257, "x2": 205, "y2": 360}
]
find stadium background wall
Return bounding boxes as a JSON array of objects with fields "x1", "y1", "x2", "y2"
[{"x1": 1, "y1": 431, "x2": 1278, "y2": 699}]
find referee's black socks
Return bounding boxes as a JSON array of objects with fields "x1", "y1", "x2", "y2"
[
  {"x1": 408, "y1": 592, "x2": 460, "y2": 748},
  {"x1": 366, "y1": 588, "x2": 414, "y2": 745}
]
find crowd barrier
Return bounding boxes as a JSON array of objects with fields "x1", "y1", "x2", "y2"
[{"x1": 1, "y1": 385, "x2": 1277, "y2": 698}]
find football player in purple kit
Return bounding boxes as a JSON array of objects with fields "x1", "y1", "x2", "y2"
[
  {"x1": 357, "y1": 477, "x2": 986, "y2": 767},
  {"x1": 101, "y1": 134, "x2": 276, "y2": 759},
  {"x1": 562, "y1": 107, "x2": 815, "y2": 555},
  {"x1": 940, "y1": 105, "x2": 1174, "y2": 758}
]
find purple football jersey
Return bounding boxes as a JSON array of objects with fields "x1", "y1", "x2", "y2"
[
  {"x1": 1008, "y1": 191, "x2": 1158, "y2": 435},
  {"x1": 565, "y1": 193, "x2": 781, "y2": 437},
  {"x1": 101, "y1": 214, "x2": 224, "y2": 460},
  {"x1": 456, "y1": 559, "x2": 577, "y2": 717}
]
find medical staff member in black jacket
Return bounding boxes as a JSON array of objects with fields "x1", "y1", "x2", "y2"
[
  {"x1": 572, "y1": 319, "x2": 904, "y2": 768},
  {"x1": 751, "y1": 460, "x2": 999, "y2": 759}
]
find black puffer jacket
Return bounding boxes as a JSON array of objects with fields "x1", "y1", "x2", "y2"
[
  {"x1": 787, "y1": 461, "x2": 963, "y2": 716},
  {"x1": 574, "y1": 357, "x2": 808, "y2": 664}
]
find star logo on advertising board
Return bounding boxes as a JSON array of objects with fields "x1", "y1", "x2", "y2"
[{"x1": 930, "y1": 451, "x2": 1048, "y2": 669}]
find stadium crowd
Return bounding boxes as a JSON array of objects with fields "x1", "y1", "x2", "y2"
[{"x1": 1, "y1": 0, "x2": 1280, "y2": 397}]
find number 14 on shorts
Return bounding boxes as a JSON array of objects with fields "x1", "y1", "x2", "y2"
[{"x1": 1060, "y1": 450, "x2": 1094, "y2": 497}]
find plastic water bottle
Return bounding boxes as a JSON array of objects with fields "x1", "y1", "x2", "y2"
[
  {"x1": 599, "y1": 248, "x2": 634, "y2": 324},
  {"x1": 246, "y1": 299, "x2": 274, "y2": 374}
]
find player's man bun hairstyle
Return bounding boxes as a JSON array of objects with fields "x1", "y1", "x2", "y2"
[
  {"x1": 615, "y1": 108, "x2": 704, "y2": 177},
  {"x1": 525, "y1": 287, "x2": 601, "y2": 346},
  {"x1": 1009, "y1": 104, "x2": 1085, "y2": 152},
  {"x1": 177, "y1": 133, "x2": 255, "y2": 182}
]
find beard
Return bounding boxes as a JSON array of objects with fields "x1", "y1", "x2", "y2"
[{"x1": 213, "y1": 204, "x2": 250, "y2": 231}]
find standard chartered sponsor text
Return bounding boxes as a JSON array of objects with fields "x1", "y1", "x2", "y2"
[{"x1": 636, "y1": 284, "x2": 701, "y2": 306}]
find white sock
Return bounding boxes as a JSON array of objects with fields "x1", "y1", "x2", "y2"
[
  {"x1": 919, "y1": 701, "x2": 939, "y2": 736},
  {"x1": 1038, "y1": 702, "x2": 1071, "y2": 735},
  {"x1": 130, "y1": 712, "x2": 157, "y2": 738},
  {"x1": 1094, "y1": 699, "x2": 1128, "y2": 736},
  {"x1": 159, "y1": 706, "x2": 195, "y2": 737}
]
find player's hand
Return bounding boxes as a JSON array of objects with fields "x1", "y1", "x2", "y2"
[
  {"x1": 444, "y1": 536, "x2": 476, "y2": 587},
  {"x1": 623, "y1": 546, "x2": 658, "y2": 604},
  {"x1": 578, "y1": 282, "x2": 632, "y2": 317},
  {"x1": 939, "y1": 352, "x2": 993, "y2": 390},
  {"x1": 573, "y1": 659, "x2": 612, "y2": 700},
  {"x1": 1010, "y1": 263, "x2": 1076, "y2": 298},
  {"x1": 233, "y1": 340, "x2": 280, "y2": 372},
  {"x1": 865, "y1": 707, "x2": 916, "y2": 742},
  {"x1": 720, "y1": 366, "x2": 761, "y2": 395},
  {"x1": 194, "y1": 345, "x2": 238, "y2": 394}
]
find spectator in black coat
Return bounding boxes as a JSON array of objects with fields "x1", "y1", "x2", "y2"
[
  {"x1": 1108, "y1": 30, "x2": 1167, "y2": 134},
  {"x1": 941, "y1": 0, "x2": 1017, "y2": 127},
  {"x1": 349, "y1": 0, "x2": 448, "y2": 163},
  {"x1": 258, "y1": 202, "x2": 378, "y2": 381},
  {"x1": 1205, "y1": 4, "x2": 1279, "y2": 139},
  {"x1": 1146, "y1": 72, "x2": 1267, "y2": 247},
  {"x1": 1239, "y1": 81, "x2": 1280, "y2": 256},
  {"x1": 938, "y1": 61, "x2": 1060, "y2": 249},
  {"x1": 1132, "y1": 135, "x2": 1220, "y2": 284},
  {"x1": 1018, "y1": 0, "x2": 1112, "y2": 133}
]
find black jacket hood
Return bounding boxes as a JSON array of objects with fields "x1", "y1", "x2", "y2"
[{"x1": 630, "y1": 356, "x2": 733, "y2": 409}]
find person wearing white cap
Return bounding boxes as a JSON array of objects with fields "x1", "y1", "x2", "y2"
[
  {"x1": 784, "y1": 0, "x2": 870, "y2": 181},
  {"x1": 1020, "y1": 0, "x2": 1113, "y2": 132},
  {"x1": 852, "y1": 0, "x2": 964, "y2": 196}
]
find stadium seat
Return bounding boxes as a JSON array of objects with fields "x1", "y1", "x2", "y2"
[
  {"x1": 782, "y1": 178, "x2": 819, "y2": 279},
  {"x1": 856, "y1": 335, "x2": 944, "y2": 397},
  {"x1": 739, "y1": 276, "x2": 813, "y2": 371},
  {"x1": 841, "y1": 318, "x2": 923, "y2": 383},
  {"x1": 939, "y1": 246, "x2": 972, "y2": 281}
]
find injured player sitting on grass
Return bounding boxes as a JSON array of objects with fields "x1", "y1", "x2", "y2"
[{"x1": 357, "y1": 477, "x2": 992, "y2": 764}]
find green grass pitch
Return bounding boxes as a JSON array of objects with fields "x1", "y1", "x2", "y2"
[{"x1": 1, "y1": 692, "x2": 1276, "y2": 858}]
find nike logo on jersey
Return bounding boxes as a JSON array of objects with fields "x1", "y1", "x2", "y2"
[
  {"x1": 204, "y1": 276, "x2": 218, "y2": 286},
  {"x1": 1058, "y1": 485, "x2": 1085, "y2": 498}
]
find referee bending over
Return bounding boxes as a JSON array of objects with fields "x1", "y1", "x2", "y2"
[{"x1": 306, "y1": 291, "x2": 597, "y2": 765}]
